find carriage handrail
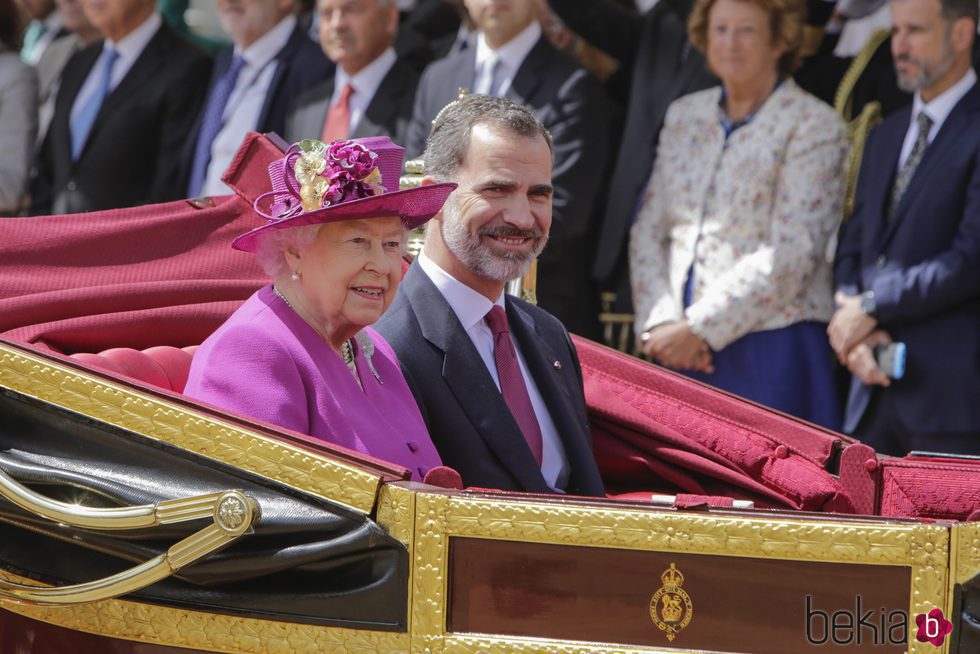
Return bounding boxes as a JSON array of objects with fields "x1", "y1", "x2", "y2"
[{"x1": 0, "y1": 466, "x2": 259, "y2": 606}]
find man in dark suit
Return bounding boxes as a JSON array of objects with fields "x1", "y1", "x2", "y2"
[
  {"x1": 546, "y1": 0, "x2": 716, "y2": 315},
  {"x1": 285, "y1": 0, "x2": 416, "y2": 144},
  {"x1": 376, "y1": 95, "x2": 605, "y2": 496},
  {"x1": 405, "y1": 0, "x2": 610, "y2": 339},
  {"x1": 182, "y1": 0, "x2": 331, "y2": 198},
  {"x1": 30, "y1": 0, "x2": 210, "y2": 214},
  {"x1": 830, "y1": 0, "x2": 980, "y2": 456}
]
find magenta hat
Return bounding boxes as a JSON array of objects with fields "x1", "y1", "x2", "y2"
[{"x1": 232, "y1": 136, "x2": 456, "y2": 252}]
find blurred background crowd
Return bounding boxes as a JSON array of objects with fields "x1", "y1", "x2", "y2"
[{"x1": 1, "y1": 0, "x2": 978, "y2": 455}]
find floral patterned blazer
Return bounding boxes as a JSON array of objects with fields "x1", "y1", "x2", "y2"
[{"x1": 629, "y1": 79, "x2": 848, "y2": 351}]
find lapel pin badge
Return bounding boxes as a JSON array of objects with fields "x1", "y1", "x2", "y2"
[{"x1": 554, "y1": 361, "x2": 562, "y2": 370}]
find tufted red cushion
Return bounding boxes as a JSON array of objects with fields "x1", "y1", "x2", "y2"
[{"x1": 70, "y1": 346, "x2": 198, "y2": 393}]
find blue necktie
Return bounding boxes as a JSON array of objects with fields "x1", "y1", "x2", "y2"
[
  {"x1": 187, "y1": 55, "x2": 247, "y2": 197},
  {"x1": 20, "y1": 20, "x2": 46, "y2": 64},
  {"x1": 71, "y1": 47, "x2": 119, "y2": 161}
]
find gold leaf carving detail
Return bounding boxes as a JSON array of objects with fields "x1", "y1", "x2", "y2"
[
  {"x1": 439, "y1": 498, "x2": 916, "y2": 564},
  {"x1": 908, "y1": 525, "x2": 949, "y2": 654},
  {"x1": 0, "y1": 571, "x2": 408, "y2": 654}
]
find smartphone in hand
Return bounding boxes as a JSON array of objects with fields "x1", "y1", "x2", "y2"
[{"x1": 873, "y1": 342, "x2": 906, "y2": 380}]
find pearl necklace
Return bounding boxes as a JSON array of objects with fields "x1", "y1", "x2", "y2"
[{"x1": 273, "y1": 286, "x2": 360, "y2": 386}]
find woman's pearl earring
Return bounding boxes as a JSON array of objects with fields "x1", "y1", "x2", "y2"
[{"x1": 291, "y1": 271, "x2": 300, "y2": 281}]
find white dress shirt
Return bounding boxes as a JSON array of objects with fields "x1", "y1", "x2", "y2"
[
  {"x1": 70, "y1": 12, "x2": 161, "y2": 127},
  {"x1": 331, "y1": 47, "x2": 397, "y2": 136},
  {"x1": 417, "y1": 251, "x2": 570, "y2": 490},
  {"x1": 899, "y1": 68, "x2": 976, "y2": 168},
  {"x1": 473, "y1": 20, "x2": 541, "y2": 97},
  {"x1": 201, "y1": 15, "x2": 296, "y2": 198}
]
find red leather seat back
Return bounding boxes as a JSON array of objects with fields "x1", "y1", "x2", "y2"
[{"x1": 70, "y1": 346, "x2": 198, "y2": 393}]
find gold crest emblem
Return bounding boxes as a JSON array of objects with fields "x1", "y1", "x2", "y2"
[{"x1": 649, "y1": 563, "x2": 694, "y2": 641}]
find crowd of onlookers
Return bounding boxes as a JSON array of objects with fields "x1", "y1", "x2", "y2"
[{"x1": 2, "y1": 0, "x2": 978, "y2": 457}]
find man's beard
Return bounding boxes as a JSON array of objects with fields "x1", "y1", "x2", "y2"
[
  {"x1": 895, "y1": 42, "x2": 954, "y2": 93},
  {"x1": 439, "y1": 198, "x2": 548, "y2": 283}
]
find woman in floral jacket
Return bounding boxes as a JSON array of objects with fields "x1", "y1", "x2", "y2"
[{"x1": 629, "y1": 0, "x2": 847, "y2": 427}]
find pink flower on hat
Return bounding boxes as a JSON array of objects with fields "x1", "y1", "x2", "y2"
[
  {"x1": 292, "y1": 139, "x2": 385, "y2": 212},
  {"x1": 237, "y1": 134, "x2": 457, "y2": 253}
]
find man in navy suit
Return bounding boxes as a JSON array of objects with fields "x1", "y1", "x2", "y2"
[
  {"x1": 376, "y1": 94, "x2": 605, "y2": 496},
  {"x1": 405, "y1": 0, "x2": 611, "y2": 338},
  {"x1": 182, "y1": 0, "x2": 331, "y2": 198},
  {"x1": 830, "y1": 0, "x2": 980, "y2": 456}
]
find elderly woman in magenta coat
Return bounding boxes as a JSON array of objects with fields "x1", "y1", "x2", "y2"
[
  {"x1": 629, "y1": 0, "x2": 847, "y2": 428},
  {"x1": 185, "y1": 136, "x2": 456, "y2": 481}
]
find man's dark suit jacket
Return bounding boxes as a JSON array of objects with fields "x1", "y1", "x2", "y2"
[
  {"x1": 548, "y1": 0, "x2": 715, "y2": 304},
  {"x1": 834, "y1": 81, "x2": 980, "y2": 452},
  {"x1": 180, "y1": 24, "x2": 332, "y2": 191},
  {"x1": 405, "y1": 35, "x2": 611, "y2": 337},
  {"x1": 30, "y1": 21, "x2": 210, "y2": 215},
  {"x1": 375, "y1": 262, "x2": 606, "y2": 496},
  {"x1": 284, "y1": 58, "x2": 419, "y2": 145}
]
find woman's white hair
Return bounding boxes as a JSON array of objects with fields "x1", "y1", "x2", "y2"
[
  {"x1": 252, "y1": 220, "x2": 411, "y2": 278},
  {"x1": 253, "y1": 224, "x2": 321, "y2": 278}
]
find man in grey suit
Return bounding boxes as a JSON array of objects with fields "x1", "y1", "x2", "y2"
[
  {"x1": 285, "y1": 0, "x2": 418, "y2": 144},
  {"x1": 376, "y1": 95, "x2": 605, "y2": 496},
  {"x1": 404, "y1": 0, "x2": 611, "y2": 338}
]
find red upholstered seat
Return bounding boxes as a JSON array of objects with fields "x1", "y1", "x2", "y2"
[{"x1": 71, "y1": 346, "x2": 198, "y2": 393}]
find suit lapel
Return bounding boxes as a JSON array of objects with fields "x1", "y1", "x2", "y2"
[
  {"x1": 99, "y1": 23, "x2": 169, "y2": 117},
  {"x1": 508, "y1": 301, "x2": 600, "y2": 494},
  {"x1": 403, "y1": 265, "x2": 550, "y2": 492},
  {"x1": 54, "y1": 44, "x2": 100, "y2": 166},
  {"x1": 297, "y1": 78, "x2": 334, "y2": 140},
  {"x1": 883, "y1": 86, "x2": 980, "y2": 246},
  {"x1": 506, "y1": 301, "x2": 577, "y2": 433},
  {"x1": 506, "y1": 37, "x2": 549, "y2": 106},
  {"x1": 453, "y1": 48, "x2": 478, "y2": 94},
  {"x1": 862, "y1": 111, "x2": 907, "y2": 250},
  {"x1": 257, "y1": 26, "x2": 303, "y2": 130},
  {"x1": 353, "y1": 64, "x2": 407, "y2": 138}
]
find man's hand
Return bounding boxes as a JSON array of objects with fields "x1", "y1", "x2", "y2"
[
  {"x1": 845, "y1": 330, "x2": 893, "y2": 387},
  {"x1": 828, "y1": 292, "x2": 877, "y2": 362},
  {"x1": 640, "y1": 321, "x2": 714, "y2": 373}
]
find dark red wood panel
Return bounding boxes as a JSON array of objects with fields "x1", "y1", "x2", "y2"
[{"x1": 449, "y1": 538, "x2": 912, "y2": 653}]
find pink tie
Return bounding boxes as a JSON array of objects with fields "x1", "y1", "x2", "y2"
[
  {"x1": 485, "y1": 305, "x2": 543, "y2": 465},
  {"x1": 321, "y1": 83, "x2": 353, "y2": 142}
]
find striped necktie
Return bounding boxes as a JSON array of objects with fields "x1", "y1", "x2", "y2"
[{"x1": 888, "y1": 111, "x2": 933, "y2": 220}]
